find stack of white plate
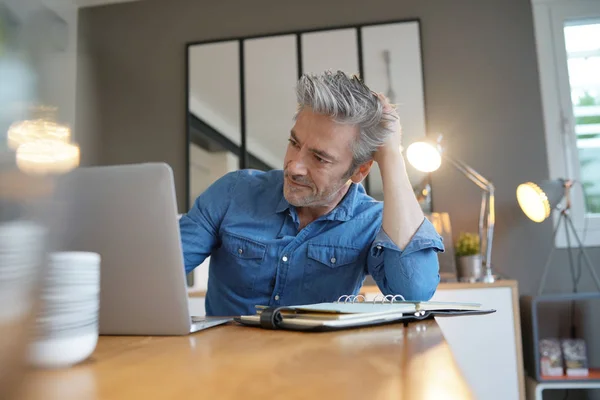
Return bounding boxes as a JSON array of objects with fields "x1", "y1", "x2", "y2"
[
  {"x1": 28, "y1": 251, "x2": 100, "y2": 369},
  {"x1": 0, "y1": 220, "x2": 46, "y2": 394}
]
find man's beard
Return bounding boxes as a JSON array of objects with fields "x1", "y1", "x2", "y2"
[{"x1": 283, "y1": 171, "x2": 347, "y2": 208}]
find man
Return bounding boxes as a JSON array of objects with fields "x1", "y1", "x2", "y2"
[{"x1": 179, "y1": 70, "x2": 444, "y2": 317}]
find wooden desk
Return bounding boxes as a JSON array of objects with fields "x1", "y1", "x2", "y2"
[{"x1": 18, "y1": 320, "x2": 472, "y2": 400}]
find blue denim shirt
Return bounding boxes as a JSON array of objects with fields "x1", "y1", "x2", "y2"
[{"x1": 179, "y1": 169, "x2": 444, "y2": 316}]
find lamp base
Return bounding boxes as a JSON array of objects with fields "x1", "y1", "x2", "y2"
[{"x1": 482, "y1": 272, "x2": 497, "y2": 283}]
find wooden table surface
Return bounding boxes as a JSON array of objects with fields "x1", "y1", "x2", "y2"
[{"x1": 18, "y1": 319, "x2": 472, "y2": 400}]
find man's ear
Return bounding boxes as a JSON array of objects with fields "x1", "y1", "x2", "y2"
[{"x1": 349, "y1": 160, "x2": 373, "y2": 184}]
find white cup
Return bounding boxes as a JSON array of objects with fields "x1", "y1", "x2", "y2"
[{"x1": 28, "y1": 251, "x2": 101, "y2": 369}]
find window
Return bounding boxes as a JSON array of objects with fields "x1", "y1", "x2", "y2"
[
  {"x1": 533, "y1": 0, "x2": 600, "y2": 247},
  {"x1": 565, "y1": 22, "x2": 600, "y2": 215}
]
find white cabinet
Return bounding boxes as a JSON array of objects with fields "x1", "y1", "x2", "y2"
[
  {"x1": 432, "y1": 283, "x2": 525, "y2": 400},
  {"x1": 362, "y1": 281, "x2": 525, "y2": 400}
]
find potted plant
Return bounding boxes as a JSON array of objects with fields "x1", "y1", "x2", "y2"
[{"x1": 454, "y1": 232, "x2": 483, "y2": 282}]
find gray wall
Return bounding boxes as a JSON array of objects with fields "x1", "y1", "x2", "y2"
[
  {"x1": 78, "y1": 0, "x2": 600, "y2": 295},
  {"x1": 78, "y1": 1, "x2": 600, "y2": 391}
]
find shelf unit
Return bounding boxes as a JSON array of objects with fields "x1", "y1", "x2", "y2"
[
  {"x1": 527, "y1": 376, "x2": 600, "y2": 400},
  {"x1": 522, "y1": 292, "x2": 600, "y2": 399},
  {"x1": 540, "y1": 369, "x2": 600, "y2": 382}
]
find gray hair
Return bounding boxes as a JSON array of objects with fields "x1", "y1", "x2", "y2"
[{"x1": 294, "y1": 70, "x2": 398, "y2": 173}]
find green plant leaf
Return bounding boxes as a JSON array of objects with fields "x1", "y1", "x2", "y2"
[{"x1": 454, "y1": 232, "x2": 480, "y2": 257}]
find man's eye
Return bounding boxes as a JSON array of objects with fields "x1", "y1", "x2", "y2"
[
  {"x1": 288, "y1": 139, "x2": 299, "y2": 148},
  {"x1": 315, "y1": 155, "x2": 327, "y2": 164}
]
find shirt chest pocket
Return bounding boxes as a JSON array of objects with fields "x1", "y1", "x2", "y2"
[
  {"x1": 303, "y1": 244, "x2": 364, "y2": 301},
  {"x1": 214, "y1": 232, "x2": 267, "y2": 293},
  {"x1": 307, "y1": 244, "x2": 360, "y2": 268},
  {"x1": 222, "y1": 233, "x2": 266, "y2": 261}
]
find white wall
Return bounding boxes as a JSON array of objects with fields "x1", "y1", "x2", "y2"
[
  {"x1": 189, "y1": 142, "x2": 238, "y2": 203},
  {"x1": 188, "y1": 143, "x2": 238, "y2": 292}
]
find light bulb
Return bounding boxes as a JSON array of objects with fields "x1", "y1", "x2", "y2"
[
  {"x1": 406, "y1": 142, "x2": 442, "y2": 172},
  {"x1": 516, "y1": 182, "x2": 550, "y2": 223}
]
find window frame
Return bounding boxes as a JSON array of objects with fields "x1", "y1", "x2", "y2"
[{"x1": 532, "y1": 0, "x2": 600, "y2": 247}]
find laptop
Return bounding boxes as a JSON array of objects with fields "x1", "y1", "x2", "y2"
[{"x1": 51, "y1": 162, "x2": 231, "y2": 335}]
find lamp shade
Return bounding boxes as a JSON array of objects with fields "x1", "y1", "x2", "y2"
[
  {"x1": 516, "y1": 179, "x2": 565, "y2": 222},
  {"x1": 406, "y1": 141, "x2": 442, "y2": 172}
]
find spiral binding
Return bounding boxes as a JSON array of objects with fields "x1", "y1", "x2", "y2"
[{"x1": 336, "y1": 294, "x2": 406, "y2": 303}]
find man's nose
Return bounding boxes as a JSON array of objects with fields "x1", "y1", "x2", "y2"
[{"x1": 287, "y1": 153, "x2": 308, "y2": 176}]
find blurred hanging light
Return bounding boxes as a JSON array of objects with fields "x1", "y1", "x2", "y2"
[
  {"x1": 15, "y1": 139, "x2": 80, "y2": 176},
  {"x1": 6, "y1": 106, "x2": 80, "y2": 175},
  {"x1": 6, "y1": 106, "x2": 71, "y2": 150},
  {"x1": 7, "y1": 119, "x2": 71, "y2": 150}
]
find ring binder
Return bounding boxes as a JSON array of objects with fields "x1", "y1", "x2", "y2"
[
  {"x1": 336, "y1": 294, "x2": 406, "y2": 303},
  {"x1": 337, "y1": 295, "x2": 366, "y2": 303},
  {"x1": 235, "y1": 298, "x2": 496, "y2": 332}
]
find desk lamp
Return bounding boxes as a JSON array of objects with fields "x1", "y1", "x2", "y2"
[
  {"x1": 406, "y1": 135, "x2": 496, "y2": 283},
  {"x1": 516, "y1": 179, "x2": 600, "y2": 294}
]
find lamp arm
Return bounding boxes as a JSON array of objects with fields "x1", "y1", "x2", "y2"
[
  {"x1": 443, "y1": 155, "x2": 494, "y2": 192},
  {"x1": 442, "y1": 153, "x2": 496, "y2": 278}
]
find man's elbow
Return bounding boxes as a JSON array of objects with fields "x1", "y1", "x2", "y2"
[
  {"x1": 407, "y1": 250, "x2": 440, "y2": 301},
  {"x1": 400, "y1": 273, "x2": 440, "y2": 301},
  {"x1": 385, "y1": 249, "x2": 441, "y2": 301}
]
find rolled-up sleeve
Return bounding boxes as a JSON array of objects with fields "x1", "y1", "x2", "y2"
[{"x1": 367, "y1": 218, "x2": 444, "y2": 301}]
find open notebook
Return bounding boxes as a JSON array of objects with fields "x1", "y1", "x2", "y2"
[{"x1": 234, "y1": 295, "x2": 495, "y2": 332}]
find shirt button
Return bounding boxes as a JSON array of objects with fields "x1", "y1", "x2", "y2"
[
  {"x1": 330, "y1": 257, "x2": 336, "y2": 264},
  {"x1": 274, "y1": 294, "x2": 280, "y2": 301},
  {"x1": 238, "y1": 248, "x2": 243, "y2": 254},
  {"x1": 282, "y1": 256, "x2": 288, "y2": 262},
  {"x1": 376, "y1": 245, "x2": 382, "y2": 250}
]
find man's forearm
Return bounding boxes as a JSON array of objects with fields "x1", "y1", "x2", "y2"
[{"x1": 378, "y1": 152, "x2": 425, "y2": 250}]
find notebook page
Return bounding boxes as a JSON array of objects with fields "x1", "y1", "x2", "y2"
[
  {"x1": 414, "y1": 301, "x2": 481, "y2": 311},
  {"x1": 290, "y1": 302, "x2": 418, "y2": 314}
]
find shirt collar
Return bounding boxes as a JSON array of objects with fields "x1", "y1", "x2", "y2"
[
  {"x1": 275, "y1": 194, "x2": 291, "y2": 214},
  {"x1": 275, "y1": 181, "x2": 362, "y2": 222}
]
